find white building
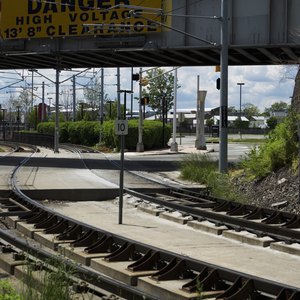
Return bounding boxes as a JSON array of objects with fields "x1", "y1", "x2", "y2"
[
  {"x1": 212, "y1": 115, "x2": 249, "y2": 126},
  {"x1": 249, "y1": 116, "x2": 268, "y2": 128}
]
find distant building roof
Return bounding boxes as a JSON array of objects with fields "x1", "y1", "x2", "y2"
[
  {"x1": 214, "y1": 116, "x2": 249, "y2": 121},
  {"x1": 173, "y1": 108, "x2": 217, "y2": 114}
]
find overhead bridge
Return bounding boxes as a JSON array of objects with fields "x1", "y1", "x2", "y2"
[{"x1": 0, "y1": 0, "x2": 299, "y2": 69}]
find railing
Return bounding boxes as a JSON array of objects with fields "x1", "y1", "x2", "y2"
[{"x1": 12, "y1": 132, "x2": 54, "y2": 150}]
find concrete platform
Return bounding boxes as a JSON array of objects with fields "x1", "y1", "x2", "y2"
[
  {"x1": 5, "y1": 216, "x2": 22, "y2": 229},
  {"x1": 138, "y1": 277, "x2": 201, "y2": 300},
  {"x1": 91, "y1": 258, "x2": 157, "y2": 286},
  {"x1": 137, "y1": 204, "x2": 165, "y2": 216},
  {"x1": 16, "y1": 222, "x2": 44, "y2": 239},
  {"x1": 33, "y1": 232, "x2": 73, "y2": 251},
  {"x1": 187, "y1": 220, "x2": 228, "y2": 235},
  {"x1": 46, "y1": 200, "x2": 300, "y2": 289},
  {"x1": 223, "y1": 230, "x2": 275, "y2": 247},
  {"x1": 270, "y1": 241, "x2": 300, "y2": 256},
  {"x1": 58, "y1": 244, "x2": 107, "y2": 266},
  {"x1": 0, "y1": 252, "x2": 25, "y2": 275},
  {"x1": 159, "y1": 211, "x2": 193, "y2": 225}
]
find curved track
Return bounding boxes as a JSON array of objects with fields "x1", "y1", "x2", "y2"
[
  {"x1": 0, "y1": 144, "x2": 299, "y2": 299},
  {"x1": 72, "y1": 144, "x2": 300, "y2": 245}
]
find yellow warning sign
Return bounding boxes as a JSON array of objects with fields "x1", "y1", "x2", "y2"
[{"x1": 0, "y1": 0, "x2": 167, "y2": 39}]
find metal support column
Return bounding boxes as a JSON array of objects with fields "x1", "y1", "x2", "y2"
[
  {"x1": 99, "y1": 68, "x2": 104, "y2": 144},
  {"x1": 171, "y1": 68, "x2": 178, "y2": 152},
  {"x1": 54, "y1": 67, "x2": 60, "y2": 153},
  {"x1": 42, "y1": 82, "x2": 45, "y2": 122},
  {"x1": 136, "y1": 67, "x2": 144, "y2": 152},
  {"x1": 219, "y1": 0, "x2": 229, "y2": 173},
  {"x1": 72, "y1": 75, "x2": 76, "y2": 122}
]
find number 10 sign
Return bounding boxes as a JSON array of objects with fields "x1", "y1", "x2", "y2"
[{"x1": 115, "y1": 120, "x2": 128, "y2": 135}]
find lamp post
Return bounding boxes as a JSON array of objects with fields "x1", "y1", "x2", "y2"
[
  {"x1": 16, "y1": 106, "x2": 20, "y2": 131},
  {"x1": 0, "y1": 105, "x2": 6, "y2": 141},
  {"x1": 136, "y1": 67, "x2": 144, "y2": 152},
  {"x1": 237, "y1": 82, "x2": 245, "y2": 140}
]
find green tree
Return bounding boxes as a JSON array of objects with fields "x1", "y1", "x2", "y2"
[
  {"x1": 233, "y1": 118, "x2": 249, "y2": 129},
  {"x1": 104, "y1": 100, "x2": 119, "y2": 120},
  {"x1": 17, "y1": 88, "x2": 32, "y2": 129},
  {"x1": 228, "y1": 106, "x2": 238, "y2": 115},
  {"x1": 242, "y1": 103, "x2": 260, "y2": 119},
  {"x1": 206, "y1": 118, "x2": 214, "y2": 127},
  {"x1": 142, "y1": 68, "x2": 180, "y2": 116},
  {"x1": 263, "y1": 101, "x2": 289, "y2": 116},
  {"x1": 83, "y1": 77, "x2": 109, "y2": 120},
  {"x1": 206, "y1": 118, "x2": 214, "y2": 137},
  {"x1": 266, "y1": 116, "x2": 278, "y2": 129}
]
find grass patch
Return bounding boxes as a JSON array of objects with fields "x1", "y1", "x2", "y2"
[
  {"x1": 206, "y1": 137, "x2": 266, "y2": 144},
  {"x1": 20, "y1": 258, "x2": 77, "y2": 300},
  {"x1": 0, "y1": 280, "x2": 20, "y2": 300},
  {"x1": 179, "y1": 153, "x2": 242, "y2": 202},
  {"x1": 0, "y1": 257, "x2": 87, "y2": 300}
]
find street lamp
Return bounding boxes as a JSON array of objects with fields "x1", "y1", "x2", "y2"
[
  {"x1": 237, "y1": 82, "x2": 245, "y2": 140},
  {"x1": 0, "y1": 105, "x2": 6, "y2": 141},
  {"x1": 16, "y1": 106, "x2": 21, "y2": 131}
]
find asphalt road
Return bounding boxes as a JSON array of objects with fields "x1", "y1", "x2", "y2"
[{"x1": 120, "y1": 134, "x2": 264, "y2": 165}]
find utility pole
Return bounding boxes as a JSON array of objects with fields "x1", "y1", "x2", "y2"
[
  {"x1": 117, "y1": 68, "x2": 121, "y2": 119},
  {"x1": 42, "y1": 81, "x2": 45, "y2": 122},
  {"x1": 72, "y1": 75, "x2": 76, "y2": 122},
  {"x1": 170, "y1": 68, "x2": 178, "y2": 152},
  {"x1": 237, "y1": 82, "x2": 245, "y2": 140},
  {"x1": 99, "y1": 67, "x2": 104, "y2": 144},
  {"x1": 136, "y1": 67, "x2": 144, "y2": 152},
  {"x1": 54, "y1": 64, "x2": 60, "y2": 153}
]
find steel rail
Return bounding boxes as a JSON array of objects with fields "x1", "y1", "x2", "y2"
[{"x1": 125, "y1": 189, "x2": 300, "y2": 244}]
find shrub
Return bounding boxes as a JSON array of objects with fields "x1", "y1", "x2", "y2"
[
  {"x1": 37, "y1": 120, "x2": 172, "y2": 150},
  {"x1": 241, "y1": 113, "x2": 299, "y2": 179},
  {"x1": 0, "y1": 280, "x2": 20, "y2": 300},
  {"x1": 102, "y1": 120, "x2": 115, "y2": 149},
  {"x1": 59, "y1": 122, "x2": 71, "y2": 143},
  {"x1": 37, "y1": 122, "x2": 55, "y2": 135},
  {"x1": 105, "y1": 120, "x2": 172, "y2": 150}
]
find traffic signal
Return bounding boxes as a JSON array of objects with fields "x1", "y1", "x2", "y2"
[
  {"x1": 140, "y1": 78, "x2": 149, "y2": 86},
  {"x1": 216, "y1": 78, "x2": 220, "y2": 90},
  {"x1": 215, "y1": 65, "x2": 221, "y2": 72},
  {"x1": 132, "y1": 73, "x2": 139, "y2": 81}
]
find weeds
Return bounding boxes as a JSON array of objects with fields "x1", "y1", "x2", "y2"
[
  {"x1": 20, "y1": 258, "x2": 79, "y2": 300},
  {"x1": 241, "y1": 113, "x2": 299, "y2": 179},
  {"x1": 180, "y1": 153, "x2": 241, "y2": 201},
  {"x1": 0, "y1": 280, "x2": 20, "y2": 300}
]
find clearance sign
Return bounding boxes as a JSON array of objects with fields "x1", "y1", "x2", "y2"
[{"x1": 0, "y1": 0, "x2": 166, "y2": 39}]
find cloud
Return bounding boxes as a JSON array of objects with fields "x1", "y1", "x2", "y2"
[{"x1": 0, "y1": 65, "x2": 296, "y2": 114}]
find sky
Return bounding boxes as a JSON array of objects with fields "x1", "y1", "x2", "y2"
[{"x1": 0, "y1": 64, "x2": 297, "y2": 114}]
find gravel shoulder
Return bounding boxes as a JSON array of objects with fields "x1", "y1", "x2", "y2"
[{"x1": 231, "y1": 167, "x2": 300, "y2": 214}]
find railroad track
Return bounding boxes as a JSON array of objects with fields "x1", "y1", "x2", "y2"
[
  {"x1": 70, "y1": 144, "x2": 300, "y2": 245},
  {"x1": 0, "y1": 141, "x2": 35, "y2": 158},
  {"x1": 0, "y1": 143, "x2": 299, "y2": 299}
]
